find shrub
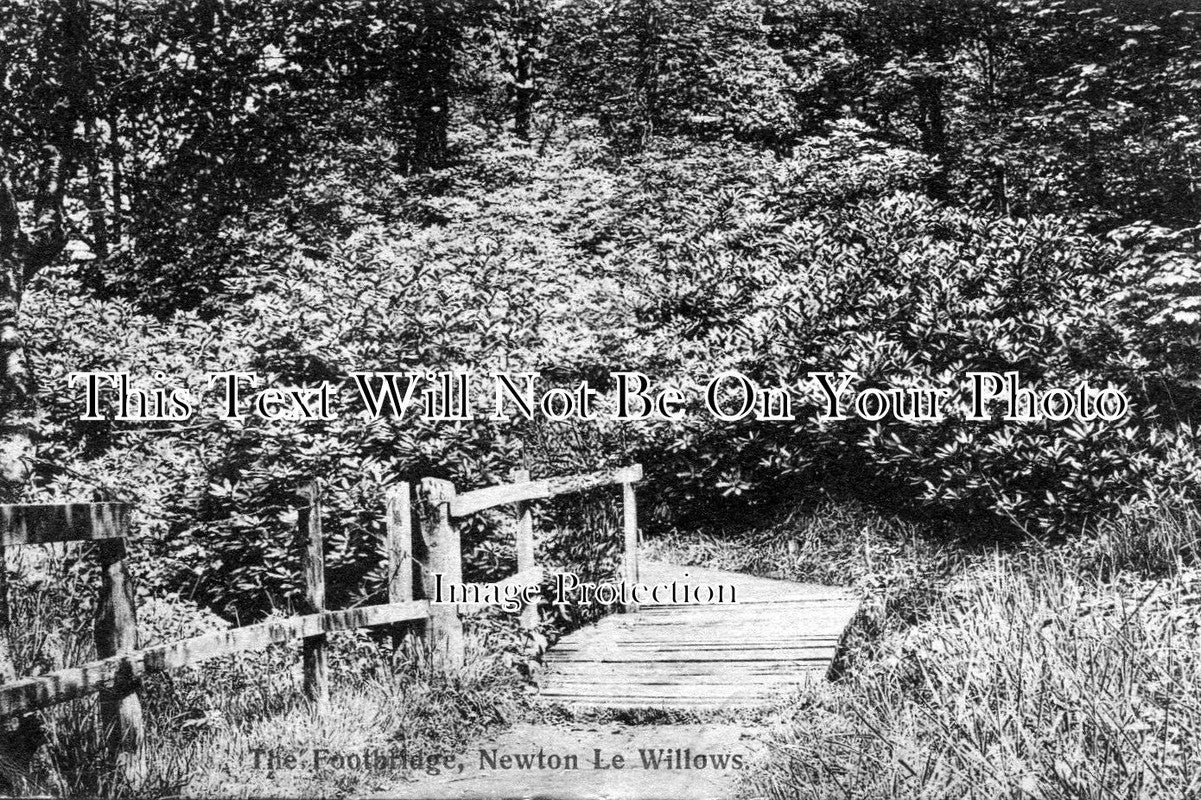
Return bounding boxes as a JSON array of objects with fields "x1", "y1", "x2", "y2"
[{"x1": 616, "y1": 122, "x2": 1201, "y2": 535}]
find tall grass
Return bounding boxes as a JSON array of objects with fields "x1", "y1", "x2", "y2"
[
  {"x1": 1, "y1": 547, "x2": 530, "y2": 798},
  {"x1": 1086, "y1": 500, "x2": 1201, "y2": 578},
  {"x1": 180, "y1": 654, "x2": 527, "y2": 798},
  {"x1": 748, "y1": 552, "x2": 1201, "y2": 799},
  {"x1": 652, "y1": 499, "x2": 1201, "y2": 799}
]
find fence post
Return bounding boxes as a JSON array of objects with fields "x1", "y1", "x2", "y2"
[
  {"x1": 418, "y1": 478, "x2": 463, "y2": 670},
  {"x1": 385, "y1": 483, "x2": 417, "y2": 656},
  {"x1": 0, "y1": 540, "x2": 42, "y2": 795},
  {"x1": 297, "y1": 481, "x2": 328, "y2": 710},
  {"x1": 511, "y1": 469, "x2": 537, "y2": 632},
  {"x1": 94, "y1": 534, "x2": 145, "y2": 787},
  {"x1": 622, "y1": 477, "x2": 639, "y2": 613}
]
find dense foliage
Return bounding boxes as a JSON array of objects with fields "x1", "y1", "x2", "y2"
[
  {"x1": 2, "y1": 0, "x2": 1199, "y2": 623},
  {"x1": 611, "y1": 125, "x2": 1201, "y2": 533}
]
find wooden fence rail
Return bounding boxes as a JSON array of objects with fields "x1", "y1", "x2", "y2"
[{"x1": 0, "y1": 463, "x2": 641, "y2": 786}]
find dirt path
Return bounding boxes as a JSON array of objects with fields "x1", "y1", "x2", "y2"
[
  {"x1": 378, "y1": 721, "x2": 764, "y2": 799},
  {"x1": 375, "y1": 561, "x2": 845, "y2": 798}
]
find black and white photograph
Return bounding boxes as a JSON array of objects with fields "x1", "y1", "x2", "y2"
[{"x1": 0, "y1": 0, "x2": 1199, "y2": 797}]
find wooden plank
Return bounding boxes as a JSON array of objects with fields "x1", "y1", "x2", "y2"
[
  {"x1": 622, "y1": 480, "x2": 639, "y2": 612},
  {"x1": 546, "y1": 650, "x2": 832, "y2": 664},
  {"x1": 451, "y1": 479, "x2": 550, "y2": 518},
  {"x1": 538, "y1": 697, "x2": 793, "y2": 706},
  {"x1": 0, "y1": 601, "x2": 431, "y2": 718},
  {"x1": 633, "y1": 600, "x2": 859, "y2": 612},
  {"x1": 297, "y1": 482, "x2": 328, "y2": 710},
  {"x1": 0, "y1": 503, "x2": 130, "y2": 546},
  {"x1": 542, "y1": 675, "x2": 814, "y2": 687},
  {"x1": 545, "y1": 465, "x2": 642, "y2": 499},
  {"x1": 386, "y1": 483, "x2": 418, "y2": 654},
  {"x1": 536, "y1": 560, "x2": 859, "y2": 711},
  {"x1": 549, "y1": 635, "x2": 844, "y2": 652},
  {"x1": 541, "y1": 683, "x2": 798, "y2": 697},
  {"x1": 420, "y1": 478, "x2": 464, "y2": 669},
  {"x1": 546, "y1": 664, "x2": 827, "y2": 676},
  {"x1": 449, "y1": 465, "x2": 642, "y2": 517},
  {"x1": 142, "y1": 602, "x2": 430, "y2": 674},
  {"x1": 94, "y1": 536, "x2": 145, "y2": 787},
  {"x1": 545, "y1": 653, "x2": 826, "y2": 663},
  {"x1": 322, "y1": 601, "x2": 431, "y2": 632},
  {"x1": 512, "y1": 469, "x2": 537, "y2": 631}
]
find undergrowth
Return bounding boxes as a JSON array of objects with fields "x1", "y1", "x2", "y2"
[
  {"x1": 733, "y1": 502, "x2": 1201, "y2": 799},
  {"x1": 2, "y1": 551, "x2": 531, "y2": 798}
]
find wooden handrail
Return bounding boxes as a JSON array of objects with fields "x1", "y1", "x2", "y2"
[
  {"x1": 420, "y1": 463, "x2": 644, "y2": 670},
  {"x1": 0, "y1": 462, "x2": 643, "y2": 784},
  {"x1": 0, "y1": 502, "x2": 131, "y2": 546},
  {"x1": 450, "y1": 465, "x2": 642, "y2": 517},
  {"x1": 0, "y1": 601, "x2": 431, "y2": 718}
]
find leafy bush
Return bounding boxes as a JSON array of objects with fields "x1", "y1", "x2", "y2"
[
  {"x1": 613, "y1": 122, "x2": 1201, "y2": 535},
  {"x1": 19, "y1": 119, "x2": 1201, "y2": 624},
  {"x1": 20, "y1": 138, "x2": 642, "y2": 621}
]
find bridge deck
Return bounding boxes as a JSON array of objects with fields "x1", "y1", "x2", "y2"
[{"x1": 537, "y1": 561, "x2": 860, "y2": 710}]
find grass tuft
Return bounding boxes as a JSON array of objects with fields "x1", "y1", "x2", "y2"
[{"x1": 748, "y1": 551, "x2": 1201, "y2": 799}]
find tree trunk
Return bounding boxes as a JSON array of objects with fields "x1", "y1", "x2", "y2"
[
  {"x1": 631, "y1": 0, "x2": 661, "y2": 151},
  {"x1": 0, "y1": 148, "x2": 67, "y2": 794},
  {"x1": 914, "y1": 73, "x2": 950, "y2": 202},
  {"x1": 0, "y1": 150, "x2": 66, "y2": 497},
  {"x1": 85, "y1": 119, "x2": 109, "y2": 261},
  {"x1": 109, "y1": 112, "x2": 124, "y2": 244},
  {"x1": 405, "y1": 1, "x2": 455, "y2": 172},
  {"x1": 511, "y1": 0, "x2": 540, "y2": 142},
  {"x1": 0, "y1": 4, "x2": 82, "y2": 787}
]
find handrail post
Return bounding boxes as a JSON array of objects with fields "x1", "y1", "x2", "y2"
[
  {"x1": 622, "y1": 478, "x2": 640, "y2": 613},
  {"x1": 297, "y1": 481, "x2": 328, "y2": 711},
  {"x1": 0, "y1": 541, "x2": 35, "y2": 796},
  {"x1": 385, "y1": 483, "x2": 417, "y2": 658},
  {"x1": 95, "y1": 530, "x2": 146, "y2": 787},
  {"x1": 418, "y1": 478, "x2": 464, "y2": 670},
  {"x1": 511, "y1": 469, "x2": 537, "y2": 632}
]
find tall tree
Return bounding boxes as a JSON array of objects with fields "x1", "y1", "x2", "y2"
[
  {"x1": 397, "y1": 1, "x2": 460, "y2": 171},
  {"x1": 506, "y1": 0, "x2": 545, "y2": 141},
  {"x1": 549, "y1": 0, "x2": 798, "y2": 153}
]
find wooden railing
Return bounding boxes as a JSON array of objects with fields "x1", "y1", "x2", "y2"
[
  {"x1": 0, "y1": 463, "x2": 642, "y2": 785},
  {"x1": 415, "y1": 464, "x2": 643, "y2": 667}
]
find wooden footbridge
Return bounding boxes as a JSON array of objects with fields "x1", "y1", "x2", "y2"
[
  {"x1": 538, "y1": 560, "x2": 858, "y2": 710},
  {"x1": 0, "y1": 463, "x2": 860, "y2": 787}
]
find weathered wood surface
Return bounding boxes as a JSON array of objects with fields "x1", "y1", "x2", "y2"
[
  {"x1": 0, "y1": 502, "x2": 130, "y2": 546},
  {"x1": 450, "y1": 465, "x2": 642, "y2": 517},
  {"x1": 386, "y1": 483, "x2": 419, "y2": 654},
  {"x1": 512, "y1": 469, "x2": 538, "y2": 630},
  {"x1": 94, "y1": 535, "x2": 145, "y2": 785},
  {"x1": 0, "y1": 601, "x2": 430, "y2": 718},
  {"x1": 298, "y1": 482, "x2": 328, "y2": 709},
  {"x1": 420, "y1": 478, "x2": 465, "y2": 669},
  {"x1": 538, "y1": 561, "x2": 859, "y2": 710},
  {"x1": 621, "y1": 480, "x2": 639, "y2": 612}
]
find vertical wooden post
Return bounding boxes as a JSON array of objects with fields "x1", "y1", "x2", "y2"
[
  {"x1": 385, "y1": 483, "x2": 417, "y2": 656},
  {"x1": 297, "y1": 481, "x2": 328, "y2": 710},
  {"x1": 0, "y1": 543, "x2": 12, "y2": 682},
  {"x1": 417, "y1": 478, "x2": 464, "y2": 670},
  {"x1": 511, "y1": 469, "x2": 537, "y2": 632},
  {"x1": 622, "y1": 479, "x2": 639, "y2": 613},
  {"x1": 0, "y1": 540, "x2": 40, "y2": 796},
  {"x1": 94, "y1": 536, "x2": 145, "y2": 787}
]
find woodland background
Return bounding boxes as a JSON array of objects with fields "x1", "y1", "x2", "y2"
[{"x1": 0, "y1": 1, "x2": 1200, "y2": 796}]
